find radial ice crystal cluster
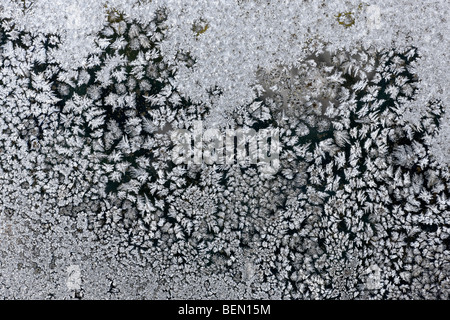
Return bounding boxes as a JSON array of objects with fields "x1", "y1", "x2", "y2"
[{"x1": 0, "y1": 0, "x2": 449, "y2": 299}]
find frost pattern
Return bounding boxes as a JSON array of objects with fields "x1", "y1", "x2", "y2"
[{"x1": 0, "y1": 0, "x2": 449, "y2": 299}]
